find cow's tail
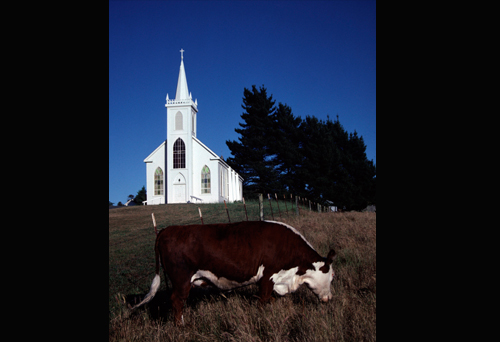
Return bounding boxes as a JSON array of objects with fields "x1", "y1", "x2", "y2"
[{"x1": 129, "y1": 236, "x2": 161, "y2": 311}]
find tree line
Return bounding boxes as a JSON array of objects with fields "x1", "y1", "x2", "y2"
[
  {"x1": 226, "y1": 85, "x2": 376, "y2": 211},
  {"x1": 109, "y1": 186, "x2": 147, "y2": 207}
]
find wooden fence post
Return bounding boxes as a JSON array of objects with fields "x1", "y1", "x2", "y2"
[
  {"x1": 224, "y1": 200, "x2": 231, "y2": 223},
  {"x1": 275, "y1": 193, "x2": 282, "y2": 220},
  {"x1": 242, "y1": 197, "x2": 248, "y2": 221},
  {"x1": 259, "y1": 193, "x2": 264, "y2": 221},
  {"x1": 198, "y1": 207, "x2": 204, "y2": 225},
  {"x1": 267, "y1": 193, "x2": 274, "y2": 220},
  {"x1": 283, "y1": 194, "x2": 288, "y2": 215},
  {"x1": 295, "y1": 195, "x2": 299, "y2": 216},
  {"x1": 151, "y1": 213, "x2": 157, "y2": 235}
]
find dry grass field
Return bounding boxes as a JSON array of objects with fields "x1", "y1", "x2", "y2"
[{"x1": 109, "y1": 201, "x2": 376, "y2": 341}]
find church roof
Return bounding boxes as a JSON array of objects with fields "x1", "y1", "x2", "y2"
[
  {"x1": 193, "y1": 136, "x2": 218, "y2": 159},
  {"x1": 193, "y1": 136, "x2": 240, "y2": 179},
  {"x1": 175, "y1": 52, "x2": 190, "y2": 100}
]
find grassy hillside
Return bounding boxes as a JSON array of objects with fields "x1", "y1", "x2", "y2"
[{"x1": 109, "y1": 201, "x2": 376, "y2": 341}]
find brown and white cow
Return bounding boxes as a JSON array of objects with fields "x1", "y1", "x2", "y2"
[{"x1": 130, "y1": 220, "x2": 336, "y2": 324}]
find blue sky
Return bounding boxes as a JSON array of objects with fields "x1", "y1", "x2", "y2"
[{"x1": 109, "y1": 0, "x2": 376, "y2": 204}]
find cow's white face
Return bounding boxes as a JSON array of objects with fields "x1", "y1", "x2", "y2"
[
  {"x1": 302, "y1": 261, "x2": 335, "y2": 302},
  {"x1": 269, "y1": 260, "x2": 335, "y2": 302}
]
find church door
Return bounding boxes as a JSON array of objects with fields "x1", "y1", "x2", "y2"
[
  {"x1": 174, "y1": 184, "x2": 185, "y2": 203},
  {"x1": 173, "y1": 173, "x2": 186, "y2": 203}
]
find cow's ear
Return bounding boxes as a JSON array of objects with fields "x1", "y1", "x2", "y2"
[{"x1": 326, "y1": 249, "x2": 337, "y2": 264}]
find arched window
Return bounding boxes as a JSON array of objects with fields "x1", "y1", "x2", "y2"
[
  {"x1": 201, "y1": 165, "x2": 210, "y2": 194},
  {"x1": 173, "y1": 138, "x2": 185, "y2": 169},
  {"x1": 154, "y1": 167, "x2": 164, "y2": 195},
  {"x1": 175, "y1": 111, "x2": 183, "y2": 130}
]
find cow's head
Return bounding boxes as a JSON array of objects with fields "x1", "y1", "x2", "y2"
[{"x1": 302, "y1": 249, "x2": 336, "y2": 302}]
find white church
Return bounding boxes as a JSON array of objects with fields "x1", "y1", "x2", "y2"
[{"x1": 143, "y1": 50, "x2": 243, "y2": 205}]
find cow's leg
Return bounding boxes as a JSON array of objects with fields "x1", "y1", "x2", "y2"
[
  {"x1": 170, "y1": 282, "x2": 190, "y2": 325},
  {"x1": 258, "y1": 276, "x2": 274, "y2": 304}
]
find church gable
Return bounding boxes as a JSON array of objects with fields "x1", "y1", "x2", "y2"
[
  {"x1": 144, "y1": 140, "x2": 166, "y2": 163},
  {"x1": 144, "y1": 140, "x2": 167, "y2": 205},
  {"x1": 192, "y1": 137, "x2": 219, "y2": 202}
]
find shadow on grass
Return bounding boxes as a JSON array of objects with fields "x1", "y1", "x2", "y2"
[{"x1": 125, "y1": 285, "x2": 262, "y2": 322}]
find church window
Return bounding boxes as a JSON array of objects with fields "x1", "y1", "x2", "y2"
[
  {"x1": 175, "y1": 111, "x2": 183, "y2": 130},
  {"x1": 220, "y1": 168, "x2": 228, "y2": 198},
  {"x1": 173, "y1": 138, "x2": 185, "y2": 168},
  {"x1": 154, "y1": 167, "x2": 164, "y2": 195},
  {"x1": 201, "y1": 165, "x2": 210, "y2": 194}
]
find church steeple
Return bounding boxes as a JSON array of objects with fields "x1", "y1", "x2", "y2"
[
  {"x1": 165, "y1": 48, "x2": 198, "y2": 143},
  {"x1": 175, "y1": 49, "x2": 190, "y2": 100},
  {"x1": 166, "y1": 49, "x2": 197, "y2": 108}
]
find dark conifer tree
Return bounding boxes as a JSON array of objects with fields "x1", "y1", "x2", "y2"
[
  {"x1": 227, "y1": 85, "x2": 376, "y2": 209},
  {"x1": 299, "y1": 116, "x2": 341, "y2": 204},
  {"x1": 317, "y1": 116, "x2": 376, "y2": 210},
  {"x1": 341, "y1": 130, "x2": 376, "y2": 210},
  {"x1": 273, "y1": 103, "x2": 304, "y2": 194},
  {"x1": 325, "y1": 116, "x2": 351, "y2": 209},
  {"x1": 226, "y1": 85, "x2": 279, "y2": 195},
  {"x1": 133, "y1": 186, "x2": 147, "y2": 205}
]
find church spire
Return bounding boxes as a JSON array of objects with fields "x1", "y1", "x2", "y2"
[{"x1": 175, "y1": 49, "x2": 190, "y2": 100}]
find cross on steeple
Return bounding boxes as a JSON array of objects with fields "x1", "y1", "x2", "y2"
[{"x1": 180, "y1": 48, "x2": 184, "y2": 59}]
